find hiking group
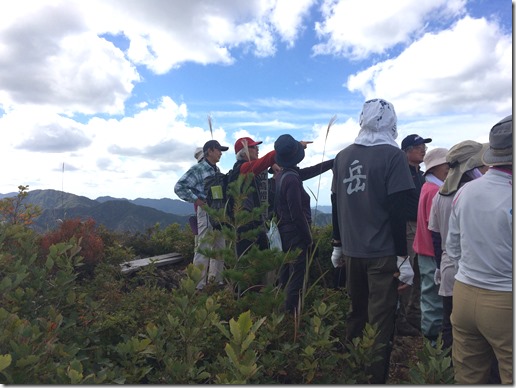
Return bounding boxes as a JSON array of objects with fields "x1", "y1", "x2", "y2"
[{"x1": 175, "y1": 98, "x2": 512, "y2": 384}]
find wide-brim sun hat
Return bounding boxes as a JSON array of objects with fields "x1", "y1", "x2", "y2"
[
  {"x1": 482, "y1": 114, "x2": 513, "y2": 166},
  {"x1": 464, "y1": 143, "x2": 489, "y2": 172},
  {"x1": 423, "y1": 147, "x2": 448, "y2": 175},
  {"x1": 274, "y1": 134, "x2": 305, "y2": 168},
  {"x1": 440, "y1": 140, "x2": 486, "y2": 195}
]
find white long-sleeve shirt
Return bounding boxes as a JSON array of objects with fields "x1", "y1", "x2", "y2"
[{"x1": 446, "y1": 168, "x2": 513, "y2": 292}]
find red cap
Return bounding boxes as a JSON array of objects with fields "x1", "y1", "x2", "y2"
[{"x1": 234, "y1": 137, "x2": 263, "y2": 153}]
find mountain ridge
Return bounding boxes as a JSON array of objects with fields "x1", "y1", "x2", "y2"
[{"x1": 1, "y1": 189, "x2": 331, "y2": 233}]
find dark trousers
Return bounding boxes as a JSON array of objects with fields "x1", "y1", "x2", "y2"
[
  {"x1": 397, "y1": 221, "x2": 421, "y2": 330},
  {"x1": 334, "y1": 266, "x2": 346, "y2": 289},
  {"x1": 279, "y1": 245, "x2": 308, "y2": 313},
  {"x1": 346, "y1": 255, "x2": 398, "y2": 384},
  {"x1": 442, "y1": 296, "x2": 453, "y2": 351}
]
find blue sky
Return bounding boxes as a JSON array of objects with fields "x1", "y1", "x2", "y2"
[{"x1": 0, "y1": 0, "x2": 512, "y2": 206}]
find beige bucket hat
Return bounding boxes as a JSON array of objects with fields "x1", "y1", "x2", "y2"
[
  {"x1": 423, "y1": 147, "x2": 448, "y2": 175},
  {"x1": 440, "y1": 141, "x2": 488, "y2": 195}
]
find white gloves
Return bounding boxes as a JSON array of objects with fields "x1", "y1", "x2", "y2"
[
  {"x1": 331, "y1": 246, "x2": 345, "y2": 268},
  {"x1": 396, "y1": 256, "x2": 414, "y2": 286},
  {"x1": 434, "y1": 268, "x2": 441, "y2": 285}
]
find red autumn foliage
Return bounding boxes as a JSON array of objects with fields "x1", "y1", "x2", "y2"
[{"x1": 40, "y1": 217, "x2": 104, "y2": 266}]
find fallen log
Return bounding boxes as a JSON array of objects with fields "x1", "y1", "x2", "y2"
[{"x1": 119, "y1": 252, "x2": 183, "y2": 275}]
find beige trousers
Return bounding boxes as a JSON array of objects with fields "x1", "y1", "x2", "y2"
[
  {"x1": 451, "y1": 280, "x2": 513, "y2": 384},
  {"x1": 193, "y1": 205, "x2": 225, "y2": 289}
]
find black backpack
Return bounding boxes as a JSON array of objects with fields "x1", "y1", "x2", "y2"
[{"x1": 203, "y1": 161, "x2": 244, "y2": 229}]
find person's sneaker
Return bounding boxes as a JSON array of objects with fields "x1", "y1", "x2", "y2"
[{"x1": 395, "y1": 321, "x2": 421, "y2": 337}]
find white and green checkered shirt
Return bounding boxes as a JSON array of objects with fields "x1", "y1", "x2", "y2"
[{"x1": 174, "y1": 159, "x2": 219, "y2": 203}]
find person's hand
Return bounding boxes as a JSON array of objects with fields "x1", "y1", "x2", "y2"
[
  {"x1": 331, "y1": 246, "x2": 345, "y2": 268},
  {"x1": 195, "y1": 198, "x2": 206, "y2": 208},
  {"x1": 434, "y1": 268, "x2": 441, "y2": 285},
  {"x1": 394, "y1": 256, "x2": 414, "y2": 293},
  {"x1": 300, "y1": 141, "x2": 313, "y2": 149}
]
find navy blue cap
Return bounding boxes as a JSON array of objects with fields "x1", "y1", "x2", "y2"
[{"x1": 401, "y1": 134, "x2": 432, "y2": 150}]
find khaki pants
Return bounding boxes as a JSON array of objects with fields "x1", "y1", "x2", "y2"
[
  {"x1": 451, "y1": 280, "x2": 513, "y2": 384},
  {"x1": 193, "y1": 206, "x2": 225, "y2": 289}
]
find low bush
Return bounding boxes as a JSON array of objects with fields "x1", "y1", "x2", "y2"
[
  {"x1": 0, "y1": 185, "x2": 454, "y2": 384},
  {"x1": 39, "y1": 218, "x2": 104, "y2": 276}
]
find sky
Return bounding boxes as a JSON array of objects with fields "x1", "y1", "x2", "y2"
[{"x1": 0, "y1": 0, "x2": 512, "y2": 207}]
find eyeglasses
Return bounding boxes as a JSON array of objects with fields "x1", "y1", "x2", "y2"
[
  {"x1": 412, "y1": 144, "x2": 427, "y2": 151},
  {"x1": 248, "y1": 146, "x2": 258, "y2": 149}
]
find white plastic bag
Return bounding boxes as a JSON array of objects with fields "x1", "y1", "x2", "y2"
[
  {"x1": 396, "y1": 255, "x2": 414, "y2": 285},
  {"x1": 267, "y1": 219, "x2": 282, "y2": 250},
  {"x1": 331, "y1": 246, "x2": 345, "y2": 268}
]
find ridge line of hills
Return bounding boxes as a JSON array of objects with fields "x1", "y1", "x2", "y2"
[{"x1": 0, "y1": 189, "x2": 331, "y2": 234}]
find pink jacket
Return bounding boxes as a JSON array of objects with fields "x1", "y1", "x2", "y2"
[{"x1": 413, "y1": 182, "x2": 439, "y2": 257}]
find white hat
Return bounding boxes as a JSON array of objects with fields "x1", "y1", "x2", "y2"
[
  {"x1": 423, "y1": 147, "x2": 448, "y2": 175},
  {"x1": 194, "y1": 147, "x2": 203, "y2": 162}
]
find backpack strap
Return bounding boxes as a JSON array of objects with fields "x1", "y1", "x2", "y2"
[
  {"x1": 231, "y1": 159, "x2": 262, "y2": 211},
  {"x1": 228, "y1": 160, "x2": 246, "y2": 183}
]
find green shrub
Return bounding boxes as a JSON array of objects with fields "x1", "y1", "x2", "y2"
[
  {"x1": 124, "y1": 223, "x2": 195, "y2": 260},
  {"x1": 0, "y1": 184, "x2": 453, "y2": 384},
  {"x1": 408, "y1": 335, "x2": 455, "y2": 384},
  {"x1": 0, "y1": 185, "x2": 41, "y2": 226}
]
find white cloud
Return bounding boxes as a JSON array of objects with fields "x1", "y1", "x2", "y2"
[
  {"x1": 0, "y1": 0, "x2": 316, "y2": 117},
  {"x1": 78, "y1": 0, "x2": 315, "y2": 72},
  {"x1": 0, "y1": 95, "x2": 229, "y2": 200},
  {"x1": 233, "y1": 119, "x2": 297, "y2": 130},
  {"x1": 347, "y1": 16, "x2": 512, "y2": 116},
  {"x1": 0, "y1": 1, "x2": 139, "y2": 115},
  {"x1": 313, "y1": 0, "x2": 466, "y2": 59},
  {"x1": 0, "y1": 0, "x2": 510, "y2": 205},
  {"x1": 17, "y1": 123, "x2": 91, "y2": 153},
  {"x1": 269, "y1": 0, "x2": 316, "y2": 47}
]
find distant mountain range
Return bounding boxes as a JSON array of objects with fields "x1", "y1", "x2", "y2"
[{"x1": 0, "y1": 190, "x2": 331, "y2": 234}]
